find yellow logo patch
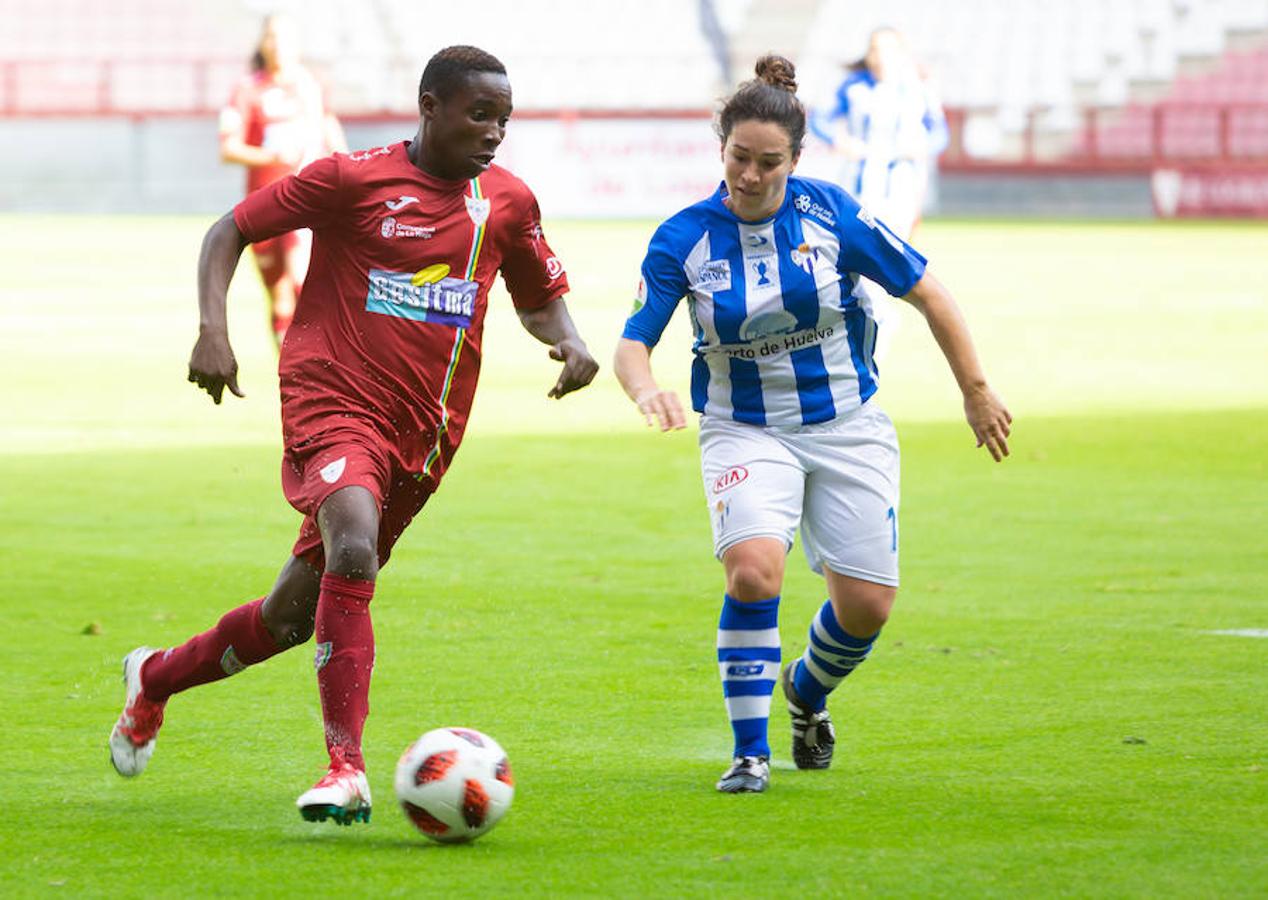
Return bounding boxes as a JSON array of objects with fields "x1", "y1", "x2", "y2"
[{"x1": 411, "y1": 263, "x2": 451, "y2": 286}]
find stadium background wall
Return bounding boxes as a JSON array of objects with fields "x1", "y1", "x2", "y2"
[{"x1": 0, "y1": 114, "x2": 1173, "y2": 218}]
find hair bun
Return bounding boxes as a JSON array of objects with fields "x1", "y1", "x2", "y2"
[{"x1": 754, "y1": 54, "x2": 797, "y2": 92}]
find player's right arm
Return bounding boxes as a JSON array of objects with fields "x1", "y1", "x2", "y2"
[
  {"x1": 189, "y1": 155, "x2": 343, "y2": 404},
  {"x1": 614, "y1": 226, "x2": 691, "y2": 432},
  {"x1": 613, "y1": 339, "x2": 685, "y2": 432},
  {"x1": 188, "y1": 212, "x2": 249, "y2": 404}
]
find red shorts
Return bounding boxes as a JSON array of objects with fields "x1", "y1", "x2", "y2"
[
  {"x1": 281, "y1": 421, "x2": 433, "y2": 571},
  {"x1": 251, "y1": 228, "x2": 312, "y2": 290}
]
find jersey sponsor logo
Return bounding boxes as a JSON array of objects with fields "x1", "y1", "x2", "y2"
[
  {"x1": 856, "y1": 206, "x2": 877, "y2": 229},
  {"x1": 380, "y1": 216, "x2": 435, "y2": 240},
  {"x1": 384, "y1": 194, "x2": 420, "y2": 211},
  {"x1": 739, "y1": 309, "x2": 798, "y2": 341},
  {"x1": 711, "y1": 320, "x2": 839, "y2": 361},
  {"x1": 794, "y1": 193, "x2": 837, "y2": 227},
  {"x1": 695, "y1": 258, "x2": 731, "y2": 292},
  {"x1": 465, "y1": 195, "x2": 491, "y2": 227},
  {"x1": 319, "y1": 456, "x2": 347, "y2": 484},
  {"x1": 412, "y1": 263, "x2": 451, "y2": 286},
  {"x1": 366, "y1": 267, "x2": 477, "y2": 328},
  {"x1": 545, "y1": 256, "x2": 565, "y2": 280},
  {"x1": 712, "y1": 465, "x2": 748, "y2": 494}
]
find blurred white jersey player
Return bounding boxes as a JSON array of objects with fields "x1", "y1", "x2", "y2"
[{"x1": 810, "y1": 27, "x2": 947, "y2": 362}]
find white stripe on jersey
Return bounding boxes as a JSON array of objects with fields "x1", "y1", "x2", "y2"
[
  {"x1": 803, "y1": 217, "x2": 874, "y2": 412},
  {"x1": 737, "y1": 220, "x2": 802, "y2": 424}
]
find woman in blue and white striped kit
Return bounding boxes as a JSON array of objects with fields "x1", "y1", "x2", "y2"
[
  {"x1": 811, "y1": 26, "x2": 949, "y2": 363},
  {"x1": 614, "y1": 54, "x2": 1011, "y2": 793}
]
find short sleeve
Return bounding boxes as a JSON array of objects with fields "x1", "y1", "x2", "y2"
[
  {"x1": 836, "y1": 205, "x2": 928, "y2": 298},
  {"x1": 232, "y1": 154, "x2": 343, "y2": 241},
  {"x1": 498, "y1": 188, "x2": 569, "y2": 311},
  {"x1": 622, "y1": 225, "x2": 689, "y2": 348}
]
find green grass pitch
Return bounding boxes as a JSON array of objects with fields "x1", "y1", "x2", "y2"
[{"x1": 1, "y1": 214, "x2": 1265, "y2": 897}]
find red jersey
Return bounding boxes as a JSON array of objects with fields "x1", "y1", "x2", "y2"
[
  {"x1": 220, "y1": 66, "x2": 329, "y2": 193},
  {"x1": 233, "y1": 142, "x2": 569, "y2": 484}
]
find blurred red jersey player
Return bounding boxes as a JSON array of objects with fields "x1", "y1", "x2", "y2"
[
  {"x1": 109, "y1": 46, "x2": 599, "y2": 826},
  {"x1": 219, "y1": 14, "x2": 347, "y2": 346}
]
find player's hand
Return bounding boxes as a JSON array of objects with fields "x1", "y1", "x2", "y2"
[
  {"x1": 964, "y1": 384, "x2": 1011, "y2": 462},
  {"x1": 188, "y1": 329, "x2": 245, "y2": 405},
  {"x1": 547, "y1": 338, "x2": 599, "y2": 399},
  {"x1": 635, "y1": 389, "x2": 686, "y2": 432}
]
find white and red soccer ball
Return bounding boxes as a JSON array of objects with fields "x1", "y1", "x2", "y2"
[{"x1": 394, "y1": 727, "x2": 514, "y2": 843}]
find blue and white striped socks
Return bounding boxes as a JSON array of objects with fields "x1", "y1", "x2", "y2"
[
  {"x1": 792, "y1": 599, "x2": 877, "y2": 712},
  {"x1": 716, "y1": 594, "x2": 781, "y2": 758}
]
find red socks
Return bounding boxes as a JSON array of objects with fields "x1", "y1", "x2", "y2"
[
  {"x1": 136, "y1": 575, "x2": 376, "y2": 772},
  {"x1": 141, "y1": 598, "x2": 282, "y2": 702},
  {"x1": 314, "y1": 573, "x2": 376, "y2": 772}
]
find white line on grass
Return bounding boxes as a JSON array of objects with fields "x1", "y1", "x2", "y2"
[{"x1": 1205, "y1": 629, "x2": 1268, "y2": 638}]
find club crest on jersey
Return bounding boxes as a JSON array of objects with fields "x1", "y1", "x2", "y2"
[
  {"x1": 545, "y1": 256, "x2": 565, "y2": 280},
  {"x1": 465, "y1": 195, "x2": 491, "y2": 227},
  {"x1": 695, "y1": 259, "x2": 731, "y2": 292},
  {"x1": 790, "y1": 242, "x2": 822, "y2": 274}
]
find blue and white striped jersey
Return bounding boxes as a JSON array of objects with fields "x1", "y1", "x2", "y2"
[{"x1": 623, "y1": 175, "x2": 927, "y2": 427}]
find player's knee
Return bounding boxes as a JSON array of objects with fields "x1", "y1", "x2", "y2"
[
  {"x1": 832, "y1": 584, "x2": 896, "y2": 635},
  {"x1": 324, "y1": 534, "x2": 379, "y2": 580},
  {"x1": 725, "y1": 557, "x2": 783, "y2": 602},
  {"x1": 271, "y1": 616, "x2": 315, "y2": 647}
]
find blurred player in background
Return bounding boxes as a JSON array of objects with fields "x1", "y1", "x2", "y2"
[
  {"x1": 615, "y1": 55, "x2": 1009, "y2": 794},
  {"x1": 219, "y1": 13, "x2": 347, "y2": 346},
  {"x1": 110, "y1": 46, "x2": 598, "y2": 826},
  {"x1": 810, "y1": 27, "x2": 948, "y2": 361}
]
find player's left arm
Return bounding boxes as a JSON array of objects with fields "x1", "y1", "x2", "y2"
[
  {"x1": 516, "y1": 298, "x2": 599, "y2": 399},
  {"x1": 501, "y1": 185, "x2": 599, "y2": 398},
  {"x1": 902, "y1": 271, "x2": 1012, "y2": 461}
]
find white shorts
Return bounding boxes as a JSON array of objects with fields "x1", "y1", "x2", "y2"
[{"x1": 699, "y1": 404, "x2": 901, "y2": 586}]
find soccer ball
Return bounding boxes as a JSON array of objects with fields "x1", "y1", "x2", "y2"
[{"x1": 394, "y1": 727, "x2": 514, "y2": 843}]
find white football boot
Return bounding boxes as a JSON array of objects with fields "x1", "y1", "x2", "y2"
[
  {"x1": 109, "y1": 647, "x2": 166, "y2": 777},
  {"x1": 297, "y1": 756, "x2": 372, "y2": 825},
  {"x1": 716, "y1": 755, "x2": 770, "y2": 793}
]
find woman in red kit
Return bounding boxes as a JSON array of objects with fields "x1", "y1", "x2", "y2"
[
  {"x1": 220, "y1": 13, "x2": 347, "y2": 346},
  {"x1": 109, "y1": 46, "x2": 599, "y2": 826}
]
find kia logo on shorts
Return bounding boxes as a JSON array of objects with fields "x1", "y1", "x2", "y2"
[{"x1": 712, "y1": 466, "x2": 748, "y2": 494}]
